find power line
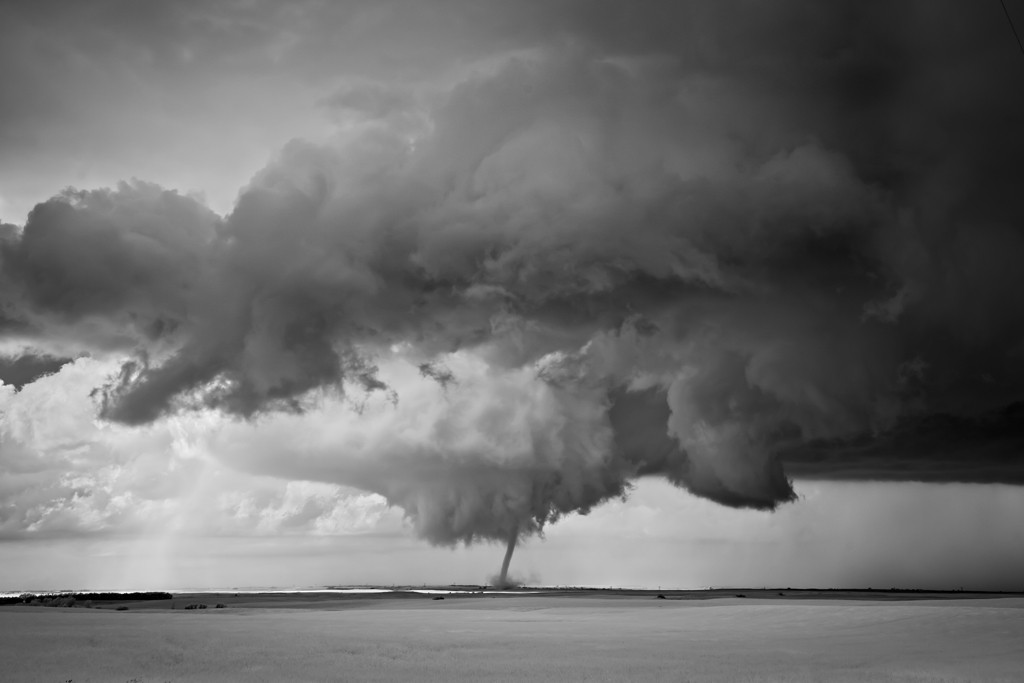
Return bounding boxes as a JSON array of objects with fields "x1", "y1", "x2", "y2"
[{"x1": 1000, "y1": 0, "x2": 1024, "y2": 59}]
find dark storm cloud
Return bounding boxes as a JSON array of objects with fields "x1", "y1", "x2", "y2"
[
  {"x1": 780, "y1": 402, "x2": 1024, "y2": 485},
  {"x1": 0, "y1": 354, "x2": 72, "y2": 391},
  {"x1": 3, "y1": 183, "x2": 215, "y2": 320},
  {"x1": 2, "y1": 0, "x2": 1023, "y2": 547}
]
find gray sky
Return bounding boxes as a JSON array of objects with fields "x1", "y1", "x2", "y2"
[{"x1": 1, "y1": 0, "x2": 1023, "y2": 591}]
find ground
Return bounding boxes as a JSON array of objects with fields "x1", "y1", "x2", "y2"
[{"x1": 2, "y1": 590, "x2": 1022, "y2": 682}]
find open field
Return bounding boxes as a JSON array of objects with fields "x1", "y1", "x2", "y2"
[{"x1": 2, "y1": 591, "x2": 1023, "y2": 682}]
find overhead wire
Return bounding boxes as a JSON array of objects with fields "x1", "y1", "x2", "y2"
[{"x1": 999, "y1": 0, "x2": 1024, "y2": 59}]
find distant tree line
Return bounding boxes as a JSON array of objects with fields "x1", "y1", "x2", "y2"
[{"x1": 0, "y1": 591, "x2": 172, "y2": 606}]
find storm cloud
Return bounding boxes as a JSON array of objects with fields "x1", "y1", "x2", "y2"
[{"x1": 1, "y1": 0, "x2": 1023, "y2": 551}]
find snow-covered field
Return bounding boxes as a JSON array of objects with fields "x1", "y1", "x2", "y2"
[{"x1": 2, "y1": 596, "x2": 1022, "y2": 682}]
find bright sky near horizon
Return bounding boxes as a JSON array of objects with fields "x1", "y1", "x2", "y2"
[{"x1": 1, "y1": 0, "x2": 1024, "y2": 591}]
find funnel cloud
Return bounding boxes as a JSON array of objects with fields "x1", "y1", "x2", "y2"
[{"x1": 497, "y1": 530, "x2": 518, "y2": 588}]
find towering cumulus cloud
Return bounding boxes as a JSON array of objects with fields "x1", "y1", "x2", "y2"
[{"x1": 1, "y1": 1, "x2": 1023, "y2": 562}]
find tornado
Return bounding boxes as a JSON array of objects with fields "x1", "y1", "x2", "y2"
[{"x1": 497, "y1": 528, "x2": 518, "y2": 588}]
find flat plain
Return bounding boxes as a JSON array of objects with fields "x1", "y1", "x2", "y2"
[{"x1": 2, "y1": 590, "x2": 1023, "y2": 682}]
